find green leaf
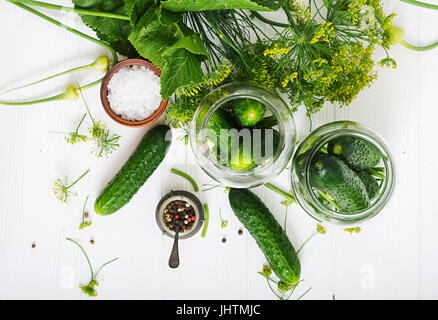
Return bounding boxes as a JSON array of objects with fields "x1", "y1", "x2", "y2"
[
  {"x1": 160, "y1": 48, "x2": 205, "y2": 98},
  {"x1": 128, "y1": 5, "x2": 180, "y2": 69},
  {"x1": 73, "y1": 0, "x2": 131, "y2": 40},
  {"x1": 159, "y1": 7, "x2": 183, "y2": 25},
  {"x1": 73, "y1": 0, "x2": 138, "y2": 57},
  {"x1": 124, "y1": 0, "x2": 154, "y2": 25},
  {"x1": 161, "y1": 0, "x2": 285, "y2": 11},
  {"x1": 170, "y1": 34, "x2": 209, "y2": 57}
]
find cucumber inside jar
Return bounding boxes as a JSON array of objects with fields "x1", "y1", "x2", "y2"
[
  {"x1": 206, "y1": 97, "x2": 280, "y2": 171},
  {"x1": 309, "y1": 135, "x2": 386, "y2": 214}
]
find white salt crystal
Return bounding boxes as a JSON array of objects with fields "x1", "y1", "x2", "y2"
[{"x1": 107, "y1": 65, "x2": 162, "y2": 121}]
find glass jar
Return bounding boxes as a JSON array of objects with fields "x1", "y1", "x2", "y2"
[
  {"x1": 290, "y1": 121, "x2": 396, "y2": 226},
  {"x1": 190, "y1": 82, "x2": 296, "y2": 188}
]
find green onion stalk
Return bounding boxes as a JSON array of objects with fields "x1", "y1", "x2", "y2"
[
  {"x1": 1, "y1": 0, "x2": 120, "y2": 106},
  {"x1": 388, "y1": 25, "x2": 438, "y2": 51},
  {"x1": 400, "y1": 0, "x2": 438, "y2": 10}
]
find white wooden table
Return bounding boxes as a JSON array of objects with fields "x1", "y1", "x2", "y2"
[{"x1": 0, "y1": 1, "x2": 437, "y2": 300}]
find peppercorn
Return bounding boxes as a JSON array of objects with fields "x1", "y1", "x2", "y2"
[
  {"x1": 222, "y1": 237, "x2": 227, "y2": 243},
  {"x1": 238, "y1": 229, "x2": 243, "y2": 235}
]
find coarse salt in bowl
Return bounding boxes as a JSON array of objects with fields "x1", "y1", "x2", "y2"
[
  {"x1": 100, "y1": 59, "x2": 168, "y2": 127},
  {"x1": 107, "y1": 65, "x2": 161, "y2": 121}
]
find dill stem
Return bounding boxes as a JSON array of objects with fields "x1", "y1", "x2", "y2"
[
  {"x1": 75, "y1": 114, "x2": 87, "y2": 133},
  {"x1": 264, "y1": 183, "x2": 297, "y2": 203},
  {"x1": 297, "y1": 231, "x2": 317, "y2": 254},
  {"x1": 81, "y1": 195, "x2": 89, "y2": 224},
  {"x1": 365, "y1": 168, "x2": 385, "y2": 180},
  {"x1": 94, "y1": 258, "x2": 119, "y2": 279},
  {"x1": 9, "y1": 0, "x2": 131, "y2": 19},
  {"x1": 401, "y1": 39, "x2": 438, "y2": 51},
  {"x1": 250, "y1": 11, "x2": 289, "y2": 28},
  {"x1": 170, "y1": 168, "x2": 199, "y2": 192},
  {"x1": 201, "y1": 204, "x2": 209, "y2": 238},
  {"x1": 66, "y1": 237, "x2": 95, "y2": 280},
  {"x1": 67, "y1": 169, "x2": 90, "y2": 189},
  {"x1": 76, "y1": 84, "x2": 96, "y2": 126},
  {"x1": 400, "y1": 0, "x2": 438, "y2": 10}
]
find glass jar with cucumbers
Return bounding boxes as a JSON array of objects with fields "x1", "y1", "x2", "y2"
[
  {"x1": 190, "y1": 82, "x2": 296, "y2": 188},
  {"x1": 290, "y1": 121, "x2": 395, "y2": 226}
]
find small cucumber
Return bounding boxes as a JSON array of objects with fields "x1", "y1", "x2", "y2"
[
  {"x1": 94, "y1": 125, "x2": 171, "y2": 215},
  {"x1": 229, "y1": 128, "x2": 280, "y2": 171},
  {"x1": 310, "y1": 153, "x2": 369, "y2": 213},
  {"x1": 229, "y1": 98, "x2": 266, "y2": 127},
  {"x1": 206, "y1": 108, "x2": 237, "y2": 162},
  {"x1": 355, "y1": 169, "x2": 379, "y2": 200},
  {"x1": 229, "y1": 188, "x2": 301, "y2": 285},
  {"x1": 328, "y1": 136, "x2": 381, "y2": 169}
]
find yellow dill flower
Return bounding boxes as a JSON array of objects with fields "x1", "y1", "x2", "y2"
[
  {"x1": 310, "y1": 22, "x2": 335, "y2": 44},
  {"x1": 282, "y1": 72, "x2": 298, "y2": 87},
  {"x1": 264, "y1": 44, "x2": 291, "y2": 59}
]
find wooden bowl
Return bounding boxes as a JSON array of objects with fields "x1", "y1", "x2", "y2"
[{"x1": 100, "y1": 59, "x2": 168, "y2": 128}]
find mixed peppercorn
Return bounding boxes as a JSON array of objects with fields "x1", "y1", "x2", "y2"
[{"x1": 163, "y1": 200, "x2": 197, "y2": 233}]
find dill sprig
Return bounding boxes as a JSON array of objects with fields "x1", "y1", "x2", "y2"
[
  {"x1": 76, "y1": 82, "x2": 120, "y2": 157},
  {"x1": 92, "y1": 129, "x2": 121, "y2": 158},
  {"x1": 219, "y1": 208, "x2": 228, "y2": 228},
  {"x1": 66, "y1": 237, "x2": 118, "y2": 297},
  {"x1": 79, "y1": 195, "x2": 92, "y2": 230},
  {"x1": 51, "y1": 113, "x2": 89, "y2": 145},
  {"x1": 53, "y1": 169, "x2": 90, "y2": 203}
]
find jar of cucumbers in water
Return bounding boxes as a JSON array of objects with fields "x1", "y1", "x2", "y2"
[
  {"x1": 290, "y1": 121, "x2": 395, "y2": 226},
  {"x1": 190, "y1": 82, "x2": 296, "y2": 188}
]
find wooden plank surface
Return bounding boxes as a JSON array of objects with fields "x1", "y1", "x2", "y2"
[{"x1": 0, "y1": 0, "x2": 437, "y2": 299}]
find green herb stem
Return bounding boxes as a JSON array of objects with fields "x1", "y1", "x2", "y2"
[
  {"x1": 66, "y1": 237, "x2": 95, "y2": 279},
  {"x1": 1, "y1": 65, "x2": 89, "y2": 96},
  {"x1": 201, "y1": 203, "x2": 209, "y2": 238},
  {"x1": 170, "y1": 168, "x2": 199, "y2": 192},
  {"x1": 8, "y1": 2, "x2": 118, "y2": 64},
  {"x1": 264, "y1": 183, "x2": 297, "y2": 203},
  {"x1": 250, "y1": 11, "x2": 289, "y2": 28},
  {"x1": 76, "y1": 114, "x2": 87, "y2": 133},
  {"x1": 401, "y1": 39, "x2": 438, "y2": 51},
  {"x1": 297, "y1": 231, "x2": 317, "y2": 254},
  {"x1": 94, "y1": 258, "x2": 119, "y2": 279},
  {"x1": 81, "y1": 195, "x2": 89, "y2": 224},
  {"x1": 317, "y1": 189, "x2": 341, "y2": 211},
  {"x1": 9, "y1": 0, "x2": 130, "y2": 20},
  {"x1": 400, "y1": 0, "x2": 438, "y2": 10},
  {"x1": 67, "y1": 169, "x2": 90, "y2": 189},
  {"x1": 365, "y1": 168, "x2": 385, "y2": 180},
  {"x1": 0, "y1": 93, "x2": 66, "y2": 105}
]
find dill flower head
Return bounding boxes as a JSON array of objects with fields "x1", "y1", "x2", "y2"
[
  {"x1": 65, "y1": 132, "x2": 88, "y2": 145},
  {"x1": 92, "y1": 129, "x2": 121, "y2": 158},
  {"x1": 259, "y1": 264, "x2": 273, "y2": 278},
  {"x1": 79, "y1": 221, "x2": 92, "y2": 230},
  {"x1": 53, "y1": 177, "x2": 76, "y2": 203},
  {"x1": 277, "y1": 281, "x2": 295, "y2": 294},
  {"x1": 80, "y1": 280, "x2": 99, "y2": 297}
]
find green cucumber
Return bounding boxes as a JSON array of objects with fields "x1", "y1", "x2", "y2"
[
  {"x1": 206, "y1": 108, "x2": 237, "y2": 161},
  {"x1": 229, "y1": 188, "x2": 301, "y2": 285},
  {"x1": 94, "y1": 125, "x2": 171, "y2": 215},
  {"x1": 310, "y1": 153, "x2": 369, "y2": 213},
  {"x1": 355, "y1": 169, "x2": 379, "y2": 200},
  {"x1": 229, "y1": 128, "x2": 280, "y2": 171},
  {"x1": 229, "y1": 98, "x2": 266, "y2": 127},
  {"x1": 328, "y1": 136, "x2": 381, "y2": 169}
]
